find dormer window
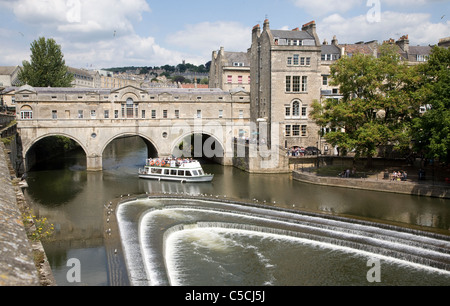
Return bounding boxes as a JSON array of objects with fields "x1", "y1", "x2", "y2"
[
  {"x1": 233, "y1": 62, "x2": 244, "y2": 67},
  {"x1": 416, "y1": 55, "x2": 428, "y2": 62}
]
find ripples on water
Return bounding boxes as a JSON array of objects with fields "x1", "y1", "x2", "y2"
[{"x1": 117, "y1": 197, "x2": 450, "y2": 286}]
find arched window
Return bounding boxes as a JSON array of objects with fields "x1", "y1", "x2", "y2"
[
  {"x1": 20, "y1": 105, "x2": 33, "y2": 120},
  {"x1": 122, "y1": 97, "x2": 138, "y2": 118}
]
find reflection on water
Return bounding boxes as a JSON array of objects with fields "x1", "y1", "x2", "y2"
[{"x1": 23, "y1": 136, "x2": 450, "y2": 286}]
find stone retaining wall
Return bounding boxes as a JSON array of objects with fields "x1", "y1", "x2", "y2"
[
  {"x1": 0, "y1": 142, "x2": 40, "y2": 285},
  {"x1": 292, "y1": 170, "x2": 450, "y2": 199}
]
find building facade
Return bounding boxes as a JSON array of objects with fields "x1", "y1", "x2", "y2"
[
  {"x1": 209, "y1": 47, "x2": 251, "y2": 92},
  {"x1": 249, "y1": 20, "x2": 325, "y2": 154}
]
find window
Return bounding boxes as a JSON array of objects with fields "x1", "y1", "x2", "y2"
[
  {"x1": 287, "y1": 57, "x2": 292, "y2": 65},
  {"x1": 114, "y1": 110, "x2": 119, "y2": 118},
  {"x1": 293, "y1": 76, "x2": 301, "y2": 92},
  {"x1": 151, "y1": 110, "x2": 156, "y2": 119},
  {"x1": 142, "y1": 110, "x2": 146, "y2": 119},
  {"x1": 52, "y1": 110, "x2": 57, "y2": 119},
  {"x1": 285, "y1": 107, "x2": 291, "y2": 117},
  {"x1": 302, "y1": 76, "x2": 308, "y2": 92},
  {"x1": 238, "y1": 76, "x2": 243, "y2": 84},
  {"x1": 163, "y1": 110, "x2": 168, "y2": 118},
  {"x1": 322, "y1": 76, "x2": 328, "y2": 86},
  {"x1": 20, "y1": 106, "x2": 33, "y2": 120},
  {"x1": 218, "y1": 110, "x2": 223, "y2": 118},
  {"x1": 78, "y1": 110, "x2": 84, "y2": 118},
  {"x1": 417, "y1": 55, "x2": 428, "y2": 62},
  {"x1": 90, "y1": 110, "x2": 96, "y2": 118},
  {"x1": 175, "y1": 110, "x2": 179, "y2": 119},
  {"x1": 288, "y1": 56, "x2": 311, "y2": 66},
  {"x1": 292, "y1": 125, "x2": 300, "y2": 136},
  {"x1": 197, "y1": 110, "x2": 202, "y2": 118},
  {"x1": 123, "y1": 98, "x2": 135, "y2": 118},
  {"x1": 286, "y1": 76, "x2": 291, "y2": 92},
  {"x1": 302, "y1": 106, "x2": 307, "y2": 118},
  {"x1": 104, "y1": 110, "x2": 109, "y2": 119},
  {"x1": 285, "y1": 125, "x2": 291, "y2": 137},
  {"x1": 292, "y1": 101, "x2": 300, "y2": 117},
  {"x1": 239, "y1": 110, "x2": 244, "y2": 119},
  {"x1": 301, "y1": 125, "x2": 307, "y2": 137},
  {"x1": 227, "y1": 75, "x2": 232, "y2": 83}
]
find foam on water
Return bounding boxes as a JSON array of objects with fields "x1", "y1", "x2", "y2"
[{"x1": 116, "y1": 197, "x2": 450, "y2": 286}]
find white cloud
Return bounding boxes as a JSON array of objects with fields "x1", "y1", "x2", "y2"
[
  {"x1": 291, "y1": 0, "x2": 362, "y2": 16},
  {"x1": 318, "y1": 11, "x2": 449, "y2": 46},
  {"x1": 9, "y1": 0, "x2": 150, "y2": 39},
  {"x1": 165, "y1": 21, "x2": 251, "y2": 58}
]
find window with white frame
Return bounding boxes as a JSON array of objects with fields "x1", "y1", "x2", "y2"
[{"x1": 20, "y1": 106, "x2": 33, "y2": 120}]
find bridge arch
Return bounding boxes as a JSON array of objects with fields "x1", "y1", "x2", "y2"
[
  {"x1": 23, "y1": 133, "x2": 89, "y2": 172},
  {"x1": 101, "y1": 132, "x2": 160, "y2": 160},
  {"x1": 171, "y1": 131, "x2": 226, "y2": 164}
]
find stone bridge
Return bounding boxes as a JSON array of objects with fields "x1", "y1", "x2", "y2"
[{"x1": 15, "y1": 85, "x2": 252, "y2": 171}]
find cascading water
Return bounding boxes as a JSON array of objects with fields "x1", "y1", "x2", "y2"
[{"x1": 115, "y1": 196, "x2": 450, "y2": 286}]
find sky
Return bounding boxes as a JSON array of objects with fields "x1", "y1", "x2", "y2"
[{"x1": 0, "y1": 0, "x2": 448, "y2": 69}]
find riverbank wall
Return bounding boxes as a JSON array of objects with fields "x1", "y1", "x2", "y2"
[
  {"x1": 0, "y1": 141, "x2": 40, "y2": 285},
  {"x1": 292, "y1": 170, "x2": 450, "y2": 199},
  {"x1": 0, "y1": 141, "x2": 55, "y2": 285}
]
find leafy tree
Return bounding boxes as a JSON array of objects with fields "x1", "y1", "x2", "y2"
[
  {"x1": 311, "y1": 44, "x2": 420, "y2": 165},
  {"x1": 411, "y1": 46, "x2": 450, "y2": 164},
  {"x1": 18, "y1": 37, "x2": 74, "y2": 87}
]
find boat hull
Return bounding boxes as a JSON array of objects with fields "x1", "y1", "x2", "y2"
[{"x1": 138, "y1": 173, "x2": 214, "y2": 183}]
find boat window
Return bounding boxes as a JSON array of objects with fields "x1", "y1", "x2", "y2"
[
  {"x1": 151, "y1": 168, "x2": 162, "y2": 174},
  {"x1": 198, "y1": 170, "x2": 204, "y2": 175},
  {"x1": 170, "y1": 169, "x2": 177, "y2": 176},
  {"x1": 163, "y1": 169, "x2": 170, "y2": 175},
  {"x1": 192, "y1": 170, "x2": 198, "y2": 176},
  {"x1": 178, "y1": 170, "x2": 185, "y2": 176},
  {"x1": 186, "y1": 171, "x2": 192, "y2": 176}
]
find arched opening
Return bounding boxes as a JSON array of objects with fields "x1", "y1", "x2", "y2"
[
  {"x1": 172, "y1": 133, "x2": 225, "y2": 165},
  {"x1": 102, "y1": 135, "x2": 158, "y2": 171},
  {"x1": 24, "y1": 136, "x2": 87, "y2": 207},
  {"x1": 25, "y1": 135, "x2": 86, "y2": 172}
]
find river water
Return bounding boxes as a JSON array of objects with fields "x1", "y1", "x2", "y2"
[{"x1": 23, "y1": 137, "x2": 450, "y2": 286}]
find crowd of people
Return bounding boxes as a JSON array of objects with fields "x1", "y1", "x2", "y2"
[
  {"x1": 287, "y1": 147, "x2": 306, "y2": 157},
  {"x1": 391, "y1": 170, "x2": 408, "y2": 181}
]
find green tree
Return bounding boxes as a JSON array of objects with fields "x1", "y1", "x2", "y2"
[
  {"x1": 311, "y1": 44, "x2": 420, "y2": 165},
  {"x1": 411, "y1": 46, "x2": 450, "y2": 164},
  {"x1": 18, "y1": 37, "x2": 74, "y2": 87}
]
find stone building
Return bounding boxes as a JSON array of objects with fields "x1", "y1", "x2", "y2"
[
  {"x1": 249, "y1": 20, "x2": 324, "y2": 154},
  {"x1": 209, "y1": 47, "x2": 251, "y2": 92},
  {"x1": 0, "y1": 66, "x2": 21, "y2": 87}
]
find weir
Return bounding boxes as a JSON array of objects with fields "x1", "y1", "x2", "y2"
[{"x1": 114, "y1": 196, "x2": 450, "y2": 286}]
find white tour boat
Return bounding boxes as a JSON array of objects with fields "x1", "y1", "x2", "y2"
[{"x1": 138, "y1": 158, "x2": 214, "y2": 183}]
